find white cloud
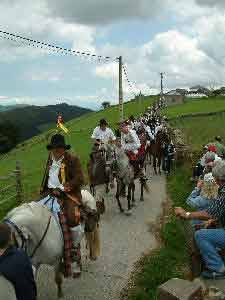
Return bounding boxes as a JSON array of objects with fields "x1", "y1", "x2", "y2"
[{"x1": 45, "y1": 0, "x2": 170, "y2": 25}]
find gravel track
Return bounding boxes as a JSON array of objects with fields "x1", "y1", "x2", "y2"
[{"x1": 37, "y1": 167, "x2": 166, "y2": 300}]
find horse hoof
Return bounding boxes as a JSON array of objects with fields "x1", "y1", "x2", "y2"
[
  {"x1": 131, "y1": 202, "x2": 137, "y2": 207},
  {"x1": 125, "y1": 209, "x2": 132, "y2": 216},
  {"x1": 140, "y1": 197, "x2": 144, "y2": 202},
  {"x1": 58, "y1": 291, "x2": 64, "y2": 298},
  {"x1": 120, "y1": 208, "x2": 125, "y2": 213}
]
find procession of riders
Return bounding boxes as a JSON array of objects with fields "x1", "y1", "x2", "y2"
[{"x1": 0, "y1": 100, "x2": 176, "y2": 300}]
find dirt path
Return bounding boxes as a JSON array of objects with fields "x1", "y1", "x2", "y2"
[{"x1": 37, "y1": 167, "x2": 167, "y2": 300}]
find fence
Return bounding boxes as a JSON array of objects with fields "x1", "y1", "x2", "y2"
[{"x1": 0, "y1": 161, "x2": 23, "y2": 218}]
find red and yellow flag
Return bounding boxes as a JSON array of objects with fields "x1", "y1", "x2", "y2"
[{"x1": 57, "y1": 114, "x2": 69, "y2": 134}]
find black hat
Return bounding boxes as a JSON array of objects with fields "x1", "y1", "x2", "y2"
[
  {"x1": 99, "y1": 119, "x2": 108, "y2": 126},
  {"x1": 215, "y1": 136, "x2": 222, "y2": 142},
  {"x1": 47, "y1": 134, "x2": 71, "y2": 150}
]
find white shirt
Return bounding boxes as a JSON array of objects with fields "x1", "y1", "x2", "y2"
[
  {"x1": 144, "y1": 125, "x2": 155, "y2": 140},
  {"x1": 48, "y1": 156, "x2": 64, "y2": 191},
  {"x1": 91, "y1": 126, "x2": 116, "y2": 143},
  {"x1": 121, "y1": 129, "x2": 141, "y2": 154}
]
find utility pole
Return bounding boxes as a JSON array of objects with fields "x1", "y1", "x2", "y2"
[
  {"x1": 139, "y1": 90, "x2": 142, "y2": 114},
  {"x1": 160, "y1": 72, "x2": 164, "y2": 96},
  {"x1": 118, "y1": 56, "x2": 123, "y2": 122}
]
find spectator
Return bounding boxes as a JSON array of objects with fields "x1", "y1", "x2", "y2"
[
  {"x1": 186, "y1": 173, "x2": 218, "y2": 211},
  {"x1": 175, "y1": 161, "x2": 225, "y2": 279},
  {"x1": 0, "y1": 223, "x2": 37, "y2": 300}
]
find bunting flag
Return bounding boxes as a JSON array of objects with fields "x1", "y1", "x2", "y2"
[{"x1": 57, "y1": 113, "x2": 69, "y2": 134}]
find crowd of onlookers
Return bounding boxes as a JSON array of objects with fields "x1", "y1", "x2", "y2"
[{"x1": 175, "y1": 136, "x2": 225, "y2": 279}]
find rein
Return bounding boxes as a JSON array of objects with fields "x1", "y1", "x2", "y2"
[{"x1": 4, "y1": 214, "x2": 52, "y2": 259}]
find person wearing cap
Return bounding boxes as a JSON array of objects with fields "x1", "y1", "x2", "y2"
[
  {"x1": 119, "y1": 121, "x2": 141, "y2": 172},
  {"x1": 91, "y1": 119, "x2": 116, "y2": 146},
  {"x1": 40, "y1": 133, "x2": 85, "y2": 276},
  {"x1": 206, "y1": 137, "x2": 225, "y2": 159},
  {"x1": 175, "y1": 161, "x2": 225, "y2": 279},
  {"x1": 0, "y1": 223, "x2": 37, "y2": 300},
  {"x1": 186, "y1": 173, "x2": 218, "y2": 211}
]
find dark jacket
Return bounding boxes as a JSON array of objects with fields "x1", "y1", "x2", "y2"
[
  {"x1": 40, "y1": 151, "x2": 85, "y2": 226},
  {"x1": 0, "y1": 246, "x2": 37, "y2": 300},
  {"x1": 40, "y1": 151, "x2": 85, "y2": 201}
]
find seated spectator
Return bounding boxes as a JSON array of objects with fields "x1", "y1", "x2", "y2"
[
  {"x1": 200, "y1": 151, "x2": 221, "y2": 175},
  {"x1": 175, "y1": 161, "x2": 225, "y2": 279},
  {"x1": 207, "y1": 136, "x2": 225, "y2": 159},
  {"x1": 186, "y1": 173, "x2": 218, "y2": 211},
  {"x1": 191, "y1": 145, "x2": 208, "y2": 181},
  {"x1": 0, "y1": 223, "x2": 37, "y2": 300}
]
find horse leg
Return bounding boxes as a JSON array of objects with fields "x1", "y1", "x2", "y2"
[
  {"x1": 140, "y1": 178, "x2": 144, "y2": 202},
  {"x1": 153, "y1": 155, "x2": 157, "y2": 175},
  {"x1": 158, "y1": 156, "x2": 162, "y2": 175},
  {"x1": 127, "y1": 184, "x2": 131, "y2": 211},
  {"x1": 131, "y1": 182, "x2": 136, "y2": 206},
  {"x1": 55, "y1": 262, "x2": 63, "y2": 298},
  {"x1": 116, "y1": 180, "x2": 124, "y2": 213}
]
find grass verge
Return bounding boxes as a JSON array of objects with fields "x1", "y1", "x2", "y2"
[{"x1": 125, "y1": 164, "x2": 193, "y2": 300}]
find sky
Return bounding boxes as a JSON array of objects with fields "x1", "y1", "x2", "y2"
[{"x1": 0, "y1": 0, "x2": 224, "y2": 109}]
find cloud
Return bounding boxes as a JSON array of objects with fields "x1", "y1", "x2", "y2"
[
  {"x1": 45, "y1": 0, "x2": 170, "y2": 25},
  {"x1": 195, "y1": 0, "x2": 225, "y2": 8}
]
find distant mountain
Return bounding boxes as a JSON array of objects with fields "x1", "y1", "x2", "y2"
[
  {"x1": 0, "y1": 103, "x2": 92, "y2": 142},
  {"x1": 0, "y1": 104, "x2": 29, "y2": 112}
]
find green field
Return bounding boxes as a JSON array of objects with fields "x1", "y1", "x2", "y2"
[
  {"x1": 0, "y1": 96, "x2": 156, "y2": 218},
  {"x1": 163, "y1": 97, "x2": 225, "y2": 119},
  {"x1": 170, "y1": 113, "x2": 225, "y2": 151}
]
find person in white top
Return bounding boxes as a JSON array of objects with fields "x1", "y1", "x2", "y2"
[
  {"x1": 91, "y1": 119, "x2": 116, "y2": 145},
  {"x1": 119, "y1": 121, "x2": 141, "y2": 155}
]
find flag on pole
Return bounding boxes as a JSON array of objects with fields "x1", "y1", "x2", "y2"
[{"x1": 57, "y1": 113, "x2": 69, "y2": 134}]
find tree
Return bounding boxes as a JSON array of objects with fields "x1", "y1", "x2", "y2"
[
  {"x1": 0, "y1": 121, "x2": 20, "y2": 153},
  {"x1": 101, "y1": 101, "x2": 111, "y2": 109}
]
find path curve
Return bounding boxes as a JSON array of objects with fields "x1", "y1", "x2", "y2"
[{"x1": 37, "y1": 167, "x2": 167, "y2": 300}]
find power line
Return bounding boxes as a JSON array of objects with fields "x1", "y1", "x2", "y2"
[
  {"x1": 122, "y1": 64, "x2": 137, "y2": 97},
  {"x1": 0, "y1": 29, "x2": 118, "y2": 62}
]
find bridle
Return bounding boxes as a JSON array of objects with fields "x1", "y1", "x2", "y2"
[{"x1": 4, "y1": 214, "x2": 52, "y2": 259}]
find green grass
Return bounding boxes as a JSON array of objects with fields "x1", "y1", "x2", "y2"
[
  {"x1": 127, "y1": 165, "x2": 192, "y2": 300},
  {"x1": 0, "y1": 96, "x2": 156, "y2": 219},
  {"x1": 171, "y1": 113, "x2": 225, "y2": 151},
  {"x1": 163, "y1": 97, "x2": 225, "y2": 119}
]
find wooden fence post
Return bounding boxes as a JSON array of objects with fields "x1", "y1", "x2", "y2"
[{"x1": 15, "y1": 161, "x2": 22, "y2": 204}]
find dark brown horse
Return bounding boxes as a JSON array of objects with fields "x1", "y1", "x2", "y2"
[{"x1": 147, "y1": 129, "x2": 170, "y2": 175}]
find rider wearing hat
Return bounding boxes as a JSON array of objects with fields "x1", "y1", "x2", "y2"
[
  {"x1": 91, "y1": 119, "x2": 116, "y2": 146},
  {"x1": 40, "y1": 134, "x2": 85, "y2": 226}
]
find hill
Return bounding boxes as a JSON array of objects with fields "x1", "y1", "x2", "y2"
[
  {"x1": 0, "y1": 96, "x2": 156, "y2": 217},
  {"x1": 0, "y1": 103, "x2": 92, "y2": 143},
  {"x1": 0, "y1": 104, "x2": 29, "y2": 112}
]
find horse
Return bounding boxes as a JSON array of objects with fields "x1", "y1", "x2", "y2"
[
  {"x1": 112, "y1": 141, "x2": 149, "y2": 215},
  {"x1": 147, "y1": 129, "x2": 170, "y2": 175},
  {"x1": 2, "y1": 189, "x2": 99, "y2": 299},
  {"x1": 87, "y1": 142, "x2": 115, "y2": 202},
  {"x1": 0, "y1": 276, "x2": 17, "y2": 300}
]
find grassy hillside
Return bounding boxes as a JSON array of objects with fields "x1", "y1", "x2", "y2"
[
  {"x1": 0, "y1": 96, "x2": 156, "y2": 218},
  {"x1": 171, "y1": 113, "x2": 225, "y2": 151},
  {"x1": 163, "y1": 97, "x2": 225, "y2": 118}
]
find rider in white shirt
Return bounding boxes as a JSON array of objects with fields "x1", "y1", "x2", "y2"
[
  {"x1": 119, "y1": 121, "x2": 141, "y2": 155},
  {"x1": 91, "y1": 119, "x2": 116, "y2": 145}
]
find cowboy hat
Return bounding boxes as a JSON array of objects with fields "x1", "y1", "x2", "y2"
[{"x1": 47, "y1": 134, "x2": 71, "y2": 150}]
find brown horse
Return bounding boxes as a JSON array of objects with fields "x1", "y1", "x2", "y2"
[
  {"x1": 87, "y1": 143, "x2": 115, "y2": 198},
  {"x1": 147, "y1": 129, "x2": 170, "y2": 175}
]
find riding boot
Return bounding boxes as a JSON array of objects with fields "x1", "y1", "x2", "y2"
[{"x1": 70, "y1": 225, "x2": 85, "y2": 277}]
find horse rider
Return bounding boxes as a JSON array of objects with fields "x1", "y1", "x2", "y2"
[
  {"x1": 91, "y1": 118, "x2": 116, "y2": 149},
  {"x1": 0, "y1": 223, "x2": 37, "y2": 300},
  {"x1": 119, "y1": 121, "x2": 141, "y2": 176},
  {"x1": 40, "y1": 133, "x2": 85, "y2": 277}
]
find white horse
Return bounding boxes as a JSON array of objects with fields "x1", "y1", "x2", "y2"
[
  {"x1": 0, "y1": 276, "x2": 17, "y2": 300},
  {"x1": 1, "y1": 189, "x2": 98, "y2": 299}
]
